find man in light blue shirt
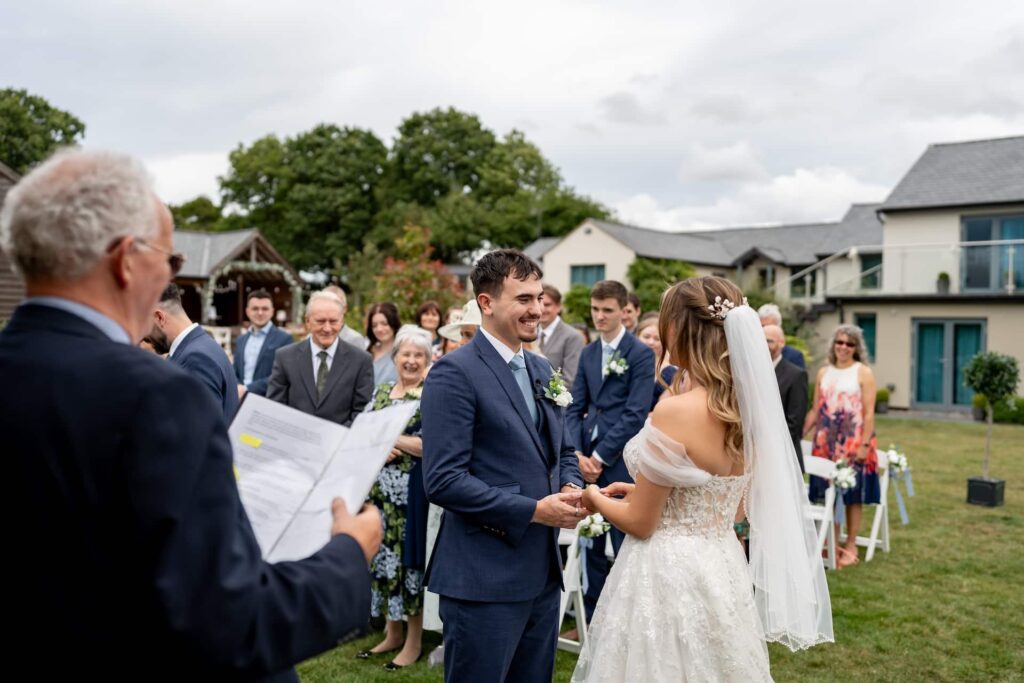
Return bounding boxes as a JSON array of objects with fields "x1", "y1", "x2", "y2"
[{"x1": 234, "y1": 289, "x2": 294, "y2": 396}]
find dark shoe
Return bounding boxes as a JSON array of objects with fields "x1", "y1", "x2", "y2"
[
  {"x1": 357, "y1": 645, "x2": 399, "y2": 660},
  {"x1": 383, "y1": 653, "x2": 423, "y2": 671}
]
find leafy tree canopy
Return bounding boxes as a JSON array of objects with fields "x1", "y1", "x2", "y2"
[{"x1": 0, "y1": 88, "x2": 85, "y2": 174}]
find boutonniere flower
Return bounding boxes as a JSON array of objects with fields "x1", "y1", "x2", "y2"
[
  {"x1": 603, "y1": 350, "x2": 629, "y2": 378},
  {"x1": 541, "y1": 369, "x2": 573, "y2": 408}
]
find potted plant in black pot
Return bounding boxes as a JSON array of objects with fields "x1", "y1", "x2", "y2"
[
  {"x1": 936, "y1": 272, "x2": 951, "y2": 294},
  {"x1": 963, "y1": 352, "x2": 1020, "y2": 507},
  {"x1": 875, "y1": 387, "x2": 890, "y2": 414},
  {"x1": 971, "y1": 394, "x2": 987, "y2": 422}
]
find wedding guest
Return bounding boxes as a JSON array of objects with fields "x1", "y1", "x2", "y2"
[
  {"x1": 638, "y1": 316, "x2": 681, "y2": 409},
  {"x1": 758, "y1": 303, "x2": 805, "y2": 368},
  {"x1": 437, "y1": 299, "x2": 482, "y2": 349},
  {"x1": 233, "y1": 289, "x2": 293, "y2": 397},
  {"x1": 804, "y1": 324, "x2": 879, "y2": 568},
  {"x1": 765, "y1": 324, "x2": 808, "y2": 473},
  {"x1": 538, "y1": 284, "x2": 585, "y2": 388},
  {"x1": 324, "y1": 285, "x2": 368, "y2": 350},
  {"x1": 366, "y1": 302, "x2": 401, "y2": 385},
  {"x1": 359, "y1": 325, "x2": 433, "y2": 671},
  {"x1": 444, "y1": 304, "x2": 463, "y2": 325},
  {"x1": 415, "y1": 300, "x2": 443, "y2": 349},
  {"x1": 622, "y1": 292, "x2": 642, "y2": 335}
]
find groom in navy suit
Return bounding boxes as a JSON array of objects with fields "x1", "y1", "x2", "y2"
[
  {"x1": 422, "y1": 249, "x2": 585, "y2": 683},
  {"x1": 565, "y1": 280, "x2": 654, "y2": 621}
]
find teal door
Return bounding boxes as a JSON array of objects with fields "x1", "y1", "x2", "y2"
[{"x1": 913, "y1": 320, "x2": 986, "y2": 408}]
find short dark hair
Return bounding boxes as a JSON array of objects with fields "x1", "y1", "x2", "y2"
[
  {"x1": 470, "y1": 249, "x2": 543, "y2": 299},
  {"x1": 626, "y1": 292, "x2": 642, "y2": 310},
  {"x1": 590, "y1": 280, "x2": 628, "y2": 308},
  {"x1": 541, "y1": 283, "x2": 562, "y2": 304},
  {"x1": 415, "y1": 300, "x2": 442, "y2": 326},
  {"x1": 157, "y1": 283, "x2": 184, "y2": 314},
  {"x1": 366, "y1": 302, "x2": 401, "y2": 346},
  {"x1": 247, "y1": 288, "x2": 273, "y2": 304}
]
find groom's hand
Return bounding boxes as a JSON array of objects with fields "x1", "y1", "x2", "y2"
[{"x1": 532, "y1": 491, "x2": 585, "y2": 529}]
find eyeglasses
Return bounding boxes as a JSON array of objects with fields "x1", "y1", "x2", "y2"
[
  {"x1": 834, "y1": 340, "x2": 857, "y2": 348},
  {"x1": 136, "y1": 239, "x2": 186, "y2": 276}
]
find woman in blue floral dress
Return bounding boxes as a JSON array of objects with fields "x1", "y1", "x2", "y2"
[{"x1": 358, "y1": 325, "x2": 433, "y2": 670}]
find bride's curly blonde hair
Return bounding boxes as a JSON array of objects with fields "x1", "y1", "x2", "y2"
[{"x1": 658, "y1": 276, "x2": 745, "y2": 464}]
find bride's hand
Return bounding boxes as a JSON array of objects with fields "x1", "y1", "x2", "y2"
[
  {"x1": 600, "y1": 482, "x2": 635, "y2": 500},
  {"x1": 582, "y1": 484, "x2": 602, "y2": 511}
]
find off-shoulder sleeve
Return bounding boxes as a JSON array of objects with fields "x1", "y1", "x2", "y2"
[{"x1": 636, "y1": 420, "x2": 712, "y2": 488}]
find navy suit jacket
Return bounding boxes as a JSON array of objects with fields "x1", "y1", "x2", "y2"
[
  {"x1": 172, "y1": 325, "x2": 240, "y2": 420},
  {"x1": 421, "y1": 332, "x2": 583, "y2": 602},
  {"x1": 565, "y1": 331, "x2": 655, "y2": 468},
  {"x1": 1, "y1": 304, "x2": 372, "y2": 682},
  {"x1": 782, "y1": 344, "x2": 806, "y2": 369},
  {"x1": 234, "y1": 325, "x2": 293, "y2": 396}
]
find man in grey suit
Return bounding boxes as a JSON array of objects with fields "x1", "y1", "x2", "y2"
[
  {"x1": 538, "y1": 284, "x2": 585, "y2": 388},
  {"x1": 267, "y1": 290, "x2": 374, "y2": 427}
]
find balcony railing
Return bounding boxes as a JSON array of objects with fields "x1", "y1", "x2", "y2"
[{"x1": 773, "y1": 239, "x2": 1023, "y2": 301}]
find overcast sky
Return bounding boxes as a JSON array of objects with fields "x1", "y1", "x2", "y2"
[{"x1": 4, "y1": 0, "x2": 1023, "y2": 231}]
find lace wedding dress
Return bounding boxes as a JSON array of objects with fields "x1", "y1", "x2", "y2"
[{"x1": 571, "y1": 421, "x2": 772, "y2": 682}]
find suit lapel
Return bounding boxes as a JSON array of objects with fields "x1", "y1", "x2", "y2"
[
  {"x1": 253, "y1": 326, "x2": 276, "y2": 371},
  {"x1": 296, "y1": 339, "x2": 318, "y2": 405},
  {"x1": 528, "y1": 353, "x2": 560, "y2": 465},
  {"x1": 584, "y1": 341, "x2": 603, "y2": 403},
  {"x1": 473, "y1": 335, "x2": 546, "y2": 458},
  {"x1": 596, "y1": 332, "x2": 634, "y2": 399}
]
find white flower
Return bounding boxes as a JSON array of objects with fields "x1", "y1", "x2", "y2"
[
  {"x1": 588, "y1": 522, "x2": 604, "y2": 535},
  {"x1": 555, "y1": 392, "x2": 573, "y2": 408},
  {"x1": 591, "y1": 513, "x2": 604, "y2": 524}
]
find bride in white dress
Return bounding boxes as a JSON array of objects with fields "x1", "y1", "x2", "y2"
[{"x1": 572, "y1": 277, "x2": 833, "y2": 682}]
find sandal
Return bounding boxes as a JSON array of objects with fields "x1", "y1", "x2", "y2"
[{"x1": 836, "y1": 547, "x2": 860, "y2": 569}]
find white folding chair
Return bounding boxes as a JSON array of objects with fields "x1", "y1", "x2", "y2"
[
  {"x1": 802, "y1": 445, "x2": 838, "y2": 571},
  {"x1": 852, "y1": 456, "x2": 891, "y2": 562},
  {"x1": 557, "y1": 527, "x2": 588, "y2": 654}
]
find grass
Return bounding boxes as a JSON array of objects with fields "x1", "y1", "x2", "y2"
[{"x1": 298, "y1": 418, "x2": 1024, "y2": 682}]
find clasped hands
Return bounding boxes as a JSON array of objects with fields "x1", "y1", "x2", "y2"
[
  {"x1": 533, "y1": 485, "x2": 590, "y2": 529},
  {"x1": 576, "y1": 450, "x2": 604, "y2": 484}
]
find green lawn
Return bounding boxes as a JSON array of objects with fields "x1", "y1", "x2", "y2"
[{"x1": 299, "y1": 418, "x2": 1024, "y2": 683}]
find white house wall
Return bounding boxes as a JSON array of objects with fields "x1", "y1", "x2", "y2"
[{"x1": 542, "y1": 222, "x2": 637, "y2": 293}]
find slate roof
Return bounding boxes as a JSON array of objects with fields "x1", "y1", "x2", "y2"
[
  {"x1": 173, "y1": 228, "x2": 267, "y2": 279},
  {"x1": 523, "y1": 236, "x2": 560, "y2": 262},
  {"x1": 879, "y1": 136, "x2": 1024, "y2": 212},
  {"x1": 584, "y1": 206, "x2": 883, "y2": 267}
]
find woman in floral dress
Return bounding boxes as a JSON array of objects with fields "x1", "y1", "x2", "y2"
[
  {"x1": 358, "y1": 325, "x2": 433, "y2": 670},
  {"x1": 804, "y1": 324, "x2": 880, "y2": 568}
]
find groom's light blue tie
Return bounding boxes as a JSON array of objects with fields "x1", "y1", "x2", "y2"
[{"x1": 508, "y1": 355, "x2": 538, "y2": 426}]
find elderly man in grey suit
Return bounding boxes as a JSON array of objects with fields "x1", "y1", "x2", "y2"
[
  {"x1": 267, "y1": 291, "x2": 374, "y2": 427},
  {"x1": 538, "y1": 284, "x2": 585, "y2": 388}
]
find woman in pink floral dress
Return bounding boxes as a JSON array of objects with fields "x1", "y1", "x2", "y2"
[{"x1": 804, "y1": 324, "x2": 879, "y2": 568}]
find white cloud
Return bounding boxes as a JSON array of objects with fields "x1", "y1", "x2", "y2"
[
  {"x1": 678, "y1": 141, "x2": 768, "y2": 183},
  {"x1": 145, "y1": 152, "x2": 228, "y2": 205},
  {"x1": 614, "y1": 167, "x2": 889, "y2": 232}
]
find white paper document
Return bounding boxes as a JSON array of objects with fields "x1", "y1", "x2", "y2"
[{"x1": 229, "y1": 394, "x2": 418, "y2": 562}]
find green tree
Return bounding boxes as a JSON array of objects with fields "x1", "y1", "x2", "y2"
[
  {"x1": 219, "y1": 125, "x2": 387, "y2": 270},
  {"x1": 0, "y1": 88, "x2": 85, "y2": 173},
  {"x1": 627, "y1": 257, "x2": 697, "y2": 312},
  {"x1": 387, "y1": 107, "x2": 496, "y2": 206},
  {"x1": 169, "y1": 195, "x2": 224, "y2": 232},
  {"x1": 561, "y1": 284, "x2": 594, "y2": 325}
]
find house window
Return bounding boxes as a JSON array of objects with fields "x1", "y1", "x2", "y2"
[
  {"x1": 789, "y1": 266, "x2": 817, "y2": 298},
  {"x1": 757, "y1": 266, "x2": 775, "y2": 289},
  {"x1": 913, "y1": 319, "x2": 986, "y2": 408},
  {"x1": 860, "y1": 254, "x2": 882, "y2": 290},
  {"x1": 961, "y1": 215, "x2": 1024, "y2": 291},
  {"x1": 854, "y1": 313, "x2": 876, "y2": 362},
  {"x1": 570, "y1": 264, "x2": 605, "y2": 287}
]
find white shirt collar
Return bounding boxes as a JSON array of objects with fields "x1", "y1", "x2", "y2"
[
  {"x1": 251, "y1": 321, "x2": 273, "y2": 337},
  {"x1": 773, "y1": 353, "x2": 783, "y2": 368},
  {"x1": 601, "y1": 325, "x2": 626, "y2": 351},
  {"x1": 309, "y1": 334, "x2": 340, "y2": 359},
  {"x1": 480, "y1": 326, "x2": 523, "y2": 366},
  {"x1": 541, "y1": 315, "x2": 561, "y2": 340},
  {"x1": 168, "y1": 322, "x2": 200, "y2": 358}
]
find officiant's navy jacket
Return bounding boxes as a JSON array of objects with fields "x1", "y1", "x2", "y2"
[
  {"x1": 1, "y1": 303, "x2": 372, "y2": 683},
  {"x1": 565, "y1": 331, "x2": 654, "y2": 480},
  {"x1": 421, "y1": 332, "x2": 583, "y2": 602}
]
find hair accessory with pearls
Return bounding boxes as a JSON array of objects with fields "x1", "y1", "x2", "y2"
[{"x1": 707, "y1": 295, "x2": 749, "y2": 320}]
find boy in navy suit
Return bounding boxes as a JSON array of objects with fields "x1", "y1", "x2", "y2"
[{"x1": 565, "y1": 280, "x2": 654, "y2": 621}]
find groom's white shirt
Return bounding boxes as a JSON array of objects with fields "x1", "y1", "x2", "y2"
[{"x1": 480, "y1": 326, "x2": 526, "y2": 368}]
